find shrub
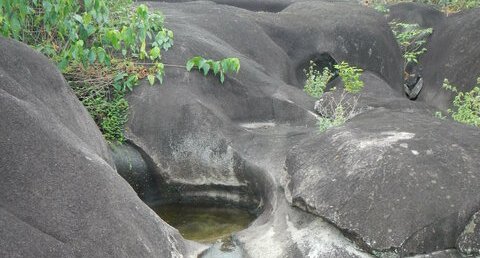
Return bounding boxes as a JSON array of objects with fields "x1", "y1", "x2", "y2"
[
  {"x1": 442, "y1": 78, "x2": 480, "y2": 127},
  {"x1": 303, "y1": 61, "x2": 334, "y2": 99},
  {"x1": 389, "y1": 21, "x2": 432, "y2": 71},
  {"x1": 0, "y1": 0, "x2": 173, "y2": 143},
  {"x1": 366, "y1": 0, "x2": 480, "y2": 13},
  {"x1": 304, "y1": 61, "x2": 364, "y2": 132}
]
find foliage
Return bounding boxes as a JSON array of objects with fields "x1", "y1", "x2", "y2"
[
  {"x1": 389, "y1": 21, "x2": 433, "y2": 70},
  {"x1": 434, "y1": 111, "x2": 447, "y2": 119},
  {"x1": 373, "y1": 3, "x2": 390, "y2": 14},
  {"x1": 442, "y1": 78, "x2": 480, "y2": 127},
  {"x1": 334, "y1": 62, "x2": 364, "y2": 94},
  {"x1": 0, "y1": 0, "x2": 173, "y2": 142},
  {"x1": 417, "y1": 0, "x2": 480, "y2": 13},
  {"x1": 303, "y1": 61, "x2": 364, "y2": 133},
  {"x1": 186, "y1": 57, "x2": 240, "y2": 83},
  {"x1": 317, "y1": 105, "x2": 349, "y2": 133},
  {"x1": 365, "y1": 0, "x2": 480, "y2": 13},
  {"x1": 303, "y1": 61, "x2": 334, "y2": 99}
]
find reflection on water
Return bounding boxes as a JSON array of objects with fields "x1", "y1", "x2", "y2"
[{"x1": 151, "y1": 204, "x2": 255, "y2": 244}]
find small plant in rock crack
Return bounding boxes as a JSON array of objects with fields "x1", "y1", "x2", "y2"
[
  {"x1": 441, "y1": 78, "x2": 480, "y2": 127},
  {"x1": 389, "y1": 21, "x2": 433, "y2": 72},
  {"x1": 303, "y1": 61, "x2": 334, "y2": 98},
  {"x1": 304, "y1": 61, "x2": 364, "y2": 133},
  {"x1": 186, "y1": 56, "x2": 240, "y2": 83}
]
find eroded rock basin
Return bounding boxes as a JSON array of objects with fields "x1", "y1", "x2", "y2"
[{"x1": 151, "y1": 204, "x2": 256, "y2": 244}]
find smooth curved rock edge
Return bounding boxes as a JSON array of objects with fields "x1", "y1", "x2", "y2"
[{"x1": 0, "y1": 37, "x2": 203, "y2": 257}]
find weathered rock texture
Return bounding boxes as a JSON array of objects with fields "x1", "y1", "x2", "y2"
[
  {"x1": 387, "y1": 2, "x2": 445, "y2": 29},
  {"x1": 419, "y1": 8, "x2": 480, "y2": 111},
  {"x1": 457, "y1": 211, "x2": 480, "y2": 256},
  {"x1": 126, "y1": 1, "x2": 480, "y2": 257},
  {"x1": 3, "y1": 0, "x2": 480, "y2": 257},
  {"x1": 0, "y1": 37, "x2": 197, "y2": 258}
]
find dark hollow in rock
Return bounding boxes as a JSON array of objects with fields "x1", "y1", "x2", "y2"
[{"x1": 295, "y1": 52, "x2": 338, "y2": 88}]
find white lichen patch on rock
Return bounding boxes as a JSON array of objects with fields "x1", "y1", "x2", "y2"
[{"x1": 285, "y1": 215, "x2": 372, "y2": 258}]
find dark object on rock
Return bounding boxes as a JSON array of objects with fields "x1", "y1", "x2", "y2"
[{"x1": 404, "y1": 77, "x2": 423, "y2": 100}]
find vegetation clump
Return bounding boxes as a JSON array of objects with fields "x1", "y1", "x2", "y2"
[
  {"x1": 440, "y1": 78, "x2": 480, "y2": 127},
  {"x1": 1, "y1": 0, "x2": 240, "y2": 143},
  {"x1": 0, "y1": 0, "x2": 173, "y2": 142},
  {"x1": 304, "y1": 61, "x2": 364, "y2": 133},
  {"x1": 366, "y1": 0, "x2": 480, "y2": 14},
  {"x1": 389, "y1": 21, "x2": 433, "y2": 72},
  {"x1": 186, "y1": 57, "x2": 240, "y2": 84}
]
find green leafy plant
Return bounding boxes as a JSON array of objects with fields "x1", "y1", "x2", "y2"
[
  {"x1": 303, "y1": 61, "x2": 364, "y2": 133},
  {"x1": 365, "y1": 0, "x2": 480, "y2": 14},
  {"x1": 435, "y1": 111, "x2": 447, "y2": 120},
  {"x1": 186, "y1": 57, "x2": 240, "y2": 83},
  {"x1": 334, "y1": 62, "x2": 364, "y2": 94},
  {"x1": 303, "y1": 61, "x2": 334, "y2": 98},
  {"x1": 389, "y1": 21, "x2": 433, "y2": 71},
  {"x1": 442, "y1": 78, "x2": 480, "y2": 127},
  {"x1": 0, "y1": 0, "x2": 173, "y2": 142}
]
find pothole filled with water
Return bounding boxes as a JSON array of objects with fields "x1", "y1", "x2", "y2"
[{"x1": 151, "y1": 204, "x2": 256, "y2": 244}]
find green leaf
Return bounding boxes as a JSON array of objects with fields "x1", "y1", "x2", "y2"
[
  {"x1": 220, "y1": 72, "x2": 225, "y2": 84},
  {"x1": 88, "y1": 49, "x2": 96, "y2": 64},
  {"x1": 147, "y1": 74, "x2": 155, "y2": 85},
  {"x1": 149, "y1": 46, "x2": 161, "y2": 60},
  {"x1": 186, "y1": 56, "x2": 202, "y2": 71},
  {"x1": 201, "y1": 63, "x2": 210, "y2": 76},
  {"x1": 186, "y1": 60, "x2": 195, "y2": 71},
  {"x1": 212, "y1": 62, "x2": 220, "y2": 75}
]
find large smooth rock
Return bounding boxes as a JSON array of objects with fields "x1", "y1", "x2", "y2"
[
  {"x1": 387, "y1": 2, "x2": 445, "y2": 29},
  {"x1": 125, "y1": 1, "x2": 403, "y2": 256},
  {"x1": 286, "y1": 73, "x2": 480, "y2": 255},
  {"x1": 0, "y1": 37, "x2": 197, "y2": 257},
  {"x1": 418, "y1": 8, "x2": 480, "y2": 111}
]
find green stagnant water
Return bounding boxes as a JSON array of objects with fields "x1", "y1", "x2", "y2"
[{"x1": 152, "y1": 204, "x2": 255, "y2": 244}]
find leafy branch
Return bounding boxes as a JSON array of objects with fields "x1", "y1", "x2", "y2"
[
  {"x1": 389, "y1": 21, "x2": 433, "y2": 71},
  {"x1": 186, "y1": 57, "x2": 240, "y2": 83}
]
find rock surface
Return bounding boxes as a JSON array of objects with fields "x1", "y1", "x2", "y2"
[
  {"x1": 125, "y1": 1, "x2": 437, "y2": 257},
  {"x1": 2, "y1": 0, "x2": 479, "y2": 257},
  {"x1": 286, "y1": 73, "x2": 480, "y2": 255},
  {"x1": 387, "y1": 2, "x2": 445, "y2": 29},
  {"x1": 456, "y1": 211, "x2": 480, "y2": 256},
  {"x1": 418, "y1": 8, "x2": 480, "y2": 111},
  {"x1": 0, "y1": 37, "x2": 198, "y2": 257}
]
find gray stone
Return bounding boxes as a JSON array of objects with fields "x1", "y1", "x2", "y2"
[
  {"x1": 286, "y1": 74, "x2": 480, "y2": 255},
  {"x1": 0, "y1": 37, "x2": 200, "y2": 257},
  {"x1": 418, "y1": 8, "x2": 480, "y2": 111},
  {"x1": 457, "y1": 210, "x2": 480, "y2": 256},
  {"x1": 126, "y1": 1, "x2": 404, "y2": 257},
  {"x1": 387, "y1": 2, "x2": 445, "y2": 29}
]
